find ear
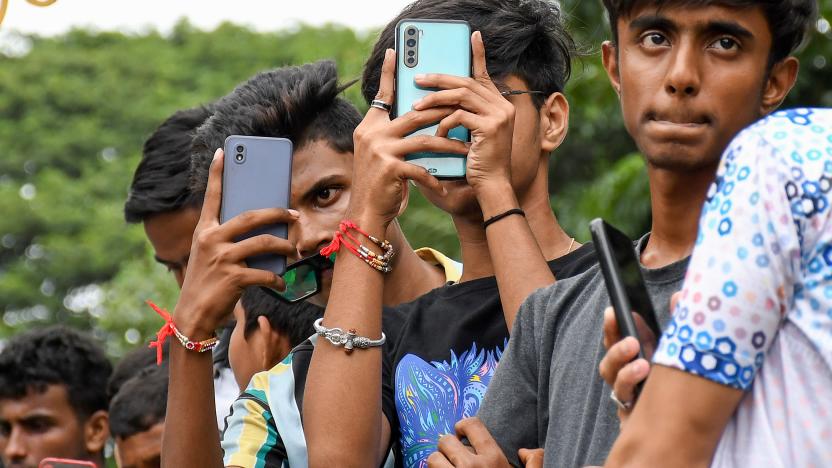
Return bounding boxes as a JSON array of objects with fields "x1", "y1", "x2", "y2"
[
  {"x1": 760, "y1": 57, "x2": 799, "y2": 115},
  {"x1": 257, "y1": 316, "x2": 290, "y2": 370},
  {"x1": 539, "y1": 92, "x2": 570, "y2": 153},
  {"x1": 602, "y1": 41, "x2": 622, "y2": 97},
  {"x1": 83, "y1": 409, "x2": 109, "y2": 455}
]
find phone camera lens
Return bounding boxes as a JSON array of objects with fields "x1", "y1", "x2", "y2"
[
  {"x1": 236, "y1": 145, "x2": 244, "y2": 153},
  {"x1": 407, "y1": 57, "x2": 416, "y2": 65},
  {"x1": 407, "y1": 50, "x2": 415, "y2": 57},
  {"x1": 407, "y1": 28, "x2": 417, "y2": 36},
  {"x1": 235, "y1": 153, "x2": 244, "y2": 162},
  {"x1": 406, "y1": 39, "x2": 416, "y2": 47}
]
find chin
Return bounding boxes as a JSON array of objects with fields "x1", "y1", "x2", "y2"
[{"x1": 642, "y1": 142, "x2": 722, "y2": 172}]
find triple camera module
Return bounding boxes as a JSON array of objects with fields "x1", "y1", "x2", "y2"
[
  {"x1": 235, "y1": 144, "x2": 246, "y2": 163},
  {"x1": 404, "y1": 27, "x2": 419, "y2": 68}
]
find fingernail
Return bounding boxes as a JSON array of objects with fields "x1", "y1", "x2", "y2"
[
  {"x1": 412, "y1": 98, "x2": 422, "y2": 110},
  {"x1": 414, "y1": 73, "x2": 426, "y2": 80},
  {"x1": 214, "y1": 148, "x2": 222, "y2": 159},
  {"x1": 288, "y1": 209, "x2": 300, "y2": 217}
]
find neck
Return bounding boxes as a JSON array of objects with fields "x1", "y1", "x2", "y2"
[
  {"x1": 456, "y1": 160, "x2": 576, "y2": 282},
  {"x1": 642, "y1": 162, "x2": 717, "y2": 268},
  {"x1": 382, "y1": 221, "x2": 446, "y2": 305}
]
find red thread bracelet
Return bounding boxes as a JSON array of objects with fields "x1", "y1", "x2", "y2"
[{"x1": 147, "y1": 300, "x2": 219, "y2": 364}]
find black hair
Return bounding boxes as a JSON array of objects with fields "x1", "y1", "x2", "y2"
[
  {"x1": 601, "y1": 0, "x2": 817, "y2": 64},
  {"x1": 108, "y1": 365, "x2": 168, "y2": 440},
  {"x1": 125, "y1": 105, "x2": 214, "y2": 223},
  {"x1": 240, "y1": 287, "x2": 324, "y2": 348},
  {"x1": 190, "y1": 60, "x2": 361, "y2": 199},
  {"x1": 0, "y1": 326, "x2": 112, "y2": 420},
  {"x1": 107, "y1": 342, "x2": 169, "y2": 402},
  {"x1": 362, "y1": 0, "x2": 576, "y2": 107}
]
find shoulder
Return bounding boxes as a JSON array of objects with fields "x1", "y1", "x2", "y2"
[{"x1": 521, "y1": 264, "x2": 604, "y2": 325}]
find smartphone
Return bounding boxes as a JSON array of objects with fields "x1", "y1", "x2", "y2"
[
  {"x1": 590, "y1": 219, "x2": 662, "y2": 395},
  {"x1": 39, "y1": 458, "x2": 97, "y2": 468},
  {"x1": 395, "y1": 19, "x2": 471, "y2": 179},
  {"x1": 221, "y1": 136, "x2": 293, "y2": 276}
]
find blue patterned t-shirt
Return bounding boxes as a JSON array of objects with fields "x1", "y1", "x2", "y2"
[{"x1": 653, "y1": 108, "x2": 832, "y2": 466}]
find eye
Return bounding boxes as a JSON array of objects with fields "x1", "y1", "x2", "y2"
[
  {"x1": 640, "y1": 32, "x2": 669, "y2": 48},
  {"x1": 0, "y1": 421, "x2": 10, "y2": 437},
  {"x1": 314, "y1": 186, "x2": 343, "y2": 206},
  {"x1": 709, "y1": 37, "x2": 739, "y2": 51}
]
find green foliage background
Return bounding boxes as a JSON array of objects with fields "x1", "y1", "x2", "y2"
[{"x1": 1, "y1": 1, "x2": 830, "y2": 356}]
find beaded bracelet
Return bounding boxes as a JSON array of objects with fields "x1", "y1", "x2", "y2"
[
  {"x1": 147, "y1": 300, "x2": 219, "y2": 365},
  {"x1": 321, "y1": 220, "x2": 395, "y2": 273}
]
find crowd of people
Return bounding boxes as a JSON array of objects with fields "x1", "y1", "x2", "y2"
[{"x1": 1, "y1": 0, "x2": 829, "y2": 467}]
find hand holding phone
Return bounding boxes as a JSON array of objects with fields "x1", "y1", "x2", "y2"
[
  {"x1": 590, "y1": 219, "x2": 662, "y2": 398},
  {"x1": 221, "y1": 136, "x2": 293, "y2": 276}
]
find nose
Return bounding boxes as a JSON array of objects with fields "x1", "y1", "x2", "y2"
[
  {"x1": 291, "y1": 212, "x2": 334, "y2": 260},
  {"x1": 4, "y1": 427, "x2": 27, "y2": 463},
  {"x1": 664, "y1": 41, "x2": 701, "y2": 97}
]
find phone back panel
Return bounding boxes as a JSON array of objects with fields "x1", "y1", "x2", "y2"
[
  {"x1": 221, "y1": 136, "x2": 292, "y2": 275},
  {"x1": 396, "y1": 19, "x2": 471, "y2": 178}
]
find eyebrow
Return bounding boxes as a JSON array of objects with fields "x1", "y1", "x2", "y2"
[
  {"x1": 302, "y1": 174, "x2": 345, "y2": 200},
  {"x1": 629, "y1": 14, "x2": 753, "y2": 40}
]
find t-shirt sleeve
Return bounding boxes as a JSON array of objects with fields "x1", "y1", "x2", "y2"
[
  {"x1": 221, "y1": 378, "x2": 288, "y2": 467},
  {"x1": 478, "y1": 288, "x2": 547, "y2": 466},
  {"x1": 653, "y1": 127, "x2": 800, "y2": 390}
]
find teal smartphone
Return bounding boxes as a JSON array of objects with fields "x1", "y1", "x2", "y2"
[{"x1": 395, "y1": 19, "x2": 471, "y2": 179}]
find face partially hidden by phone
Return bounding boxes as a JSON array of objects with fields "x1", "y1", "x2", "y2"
[
  {"x1": 285, "y1": 140, "x2": 354, "y2": 307},
  {"x1": 417, "y1": 74, "x2": 552, "y2": 222},
  {"x1": 143, "y1": 208, "x2": 201, "y2": 288},
  {"x1": 0, "y1": 386, "x2": 93, "y2": 468}
]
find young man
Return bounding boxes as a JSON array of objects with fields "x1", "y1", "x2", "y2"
[
  {"x1": 0, "y1": 326, "x2": 111, "y2": 468},
  {"x1": 109, "y1": 366, "x2": 167, "y2": 468},
  {"x1": 161, "y1": 60, "x2": 461, "y2": 468},
  {"x1": 303, "y1": 1, "x2": 594, "y2": 466},
  {"x1": 456, "y1": 1, "x2": 809, "y2": 467},
  {"x1": 124, "y1": 105, "x2": 239, "y2": 431}
]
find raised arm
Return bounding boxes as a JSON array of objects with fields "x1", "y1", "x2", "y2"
[
  {"x1": 162, "y1": 151, "x2": 298, "y2": 468},
  {"x1": 303, "y1": 49, "x2": 468, "y2": 466},
  {"x1": 411, "y1": 32, "x2": 558, "y2": 329}
]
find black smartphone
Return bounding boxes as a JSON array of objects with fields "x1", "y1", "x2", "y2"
[
  {"x1": 590, "y1": 219, "x2": 662, "y2": 394},
  {"x1": 221, "y1": 135, "x2": 293, "y2": 276}
]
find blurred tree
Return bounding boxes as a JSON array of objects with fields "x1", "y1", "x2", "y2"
[{"x1": 1, "y1": 0, "x2": 830, "y2": 355}]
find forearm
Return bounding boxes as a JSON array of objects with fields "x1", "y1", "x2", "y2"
[
  {"x1": 162, "y1": 323, "x2": 224, "y2": 468},
  {"x1": 479, "y1": 181, "x2": 554, "y2": 329},
  {"x1": 304, "y1": 216, "x2": 387, "y2": 467}
]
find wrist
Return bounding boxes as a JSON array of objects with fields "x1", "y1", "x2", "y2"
[
  {"x1": 172, "y1": 305, "x2": 219, "y2": 341},
  {"x1": 475, "y1": 180, "x2": 520, "y2": 220},
  {"x1": 344, "y1": 210, "x2": 389, "y2": 240}
]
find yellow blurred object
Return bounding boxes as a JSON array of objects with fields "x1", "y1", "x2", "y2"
[{"x1": 0, "y1": 0, "x2": 58, "y2": 28}]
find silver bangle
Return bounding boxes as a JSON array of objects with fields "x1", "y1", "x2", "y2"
[{"x1": 313, "y1": 318, "x2": 386, "y2": 353}]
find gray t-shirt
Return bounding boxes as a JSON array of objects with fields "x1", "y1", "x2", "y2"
[{"x1": 478, "y1": 235, "x2": 689, "y2": 467}]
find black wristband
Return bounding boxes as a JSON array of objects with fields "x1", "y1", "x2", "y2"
[{"x1": 483, "y1": 208, "x2": 525, "y2": 229}]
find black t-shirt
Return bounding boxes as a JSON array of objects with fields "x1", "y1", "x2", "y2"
[{"x1": 380, "y1": 243, "x2": 596, "y2": 467}]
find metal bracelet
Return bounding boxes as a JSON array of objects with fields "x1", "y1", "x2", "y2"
[{"x1": 313, "y1": 318, "x2": 386, "y2": 353}]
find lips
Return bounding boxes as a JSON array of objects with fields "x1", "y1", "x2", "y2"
[
  {"x1": 646, "y1": 110, "x2": 711, "y2": 126},
  {"x1": 644, "y1": 110, "x2": 712, "y2": 141}
]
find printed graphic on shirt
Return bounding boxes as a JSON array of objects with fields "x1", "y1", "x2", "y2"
[{"x1": 395, "y1": 342, "x2": 505, "y2": 467}]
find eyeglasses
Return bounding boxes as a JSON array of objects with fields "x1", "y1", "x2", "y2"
[
  {"x1": 268, "y1": 252, "x2": 336, "y2": 303},
  {"x1": 499, "y1": 90, "x2": 547, "y2": 97}
]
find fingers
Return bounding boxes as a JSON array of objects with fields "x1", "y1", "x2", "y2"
[
  {"x1": 413, "y1": 87, "x2": 491, "y2": 114},
  {"x1": 602, "y1": 307, "x2": 622, "y2": 350},
  {"x1": 599, "y1": 336, "x2": 640, "y2": 388},
  {"x1": 518, "y1": 448, "x2": 544, "y2": 468},
  {"x1": 670, "y1": 291, "x2": 682, "y2": 313},
  {"x1": 370, "y1": 48, "x2": 396, "y2": 118},
  {"x1": 436, "y1": 434, "x2": 474, "y2": 465},
  {"x1": 426, "y1": 451, "x2": 454, "y2": 468},
  {"x1": 435, "y1": 109, "x2": 481, "y2": 139},
  {"x1": 612, "y1": 358, "x2": 650, "y2": 406},
  {"x1": 199, "y1": 149, "x2": 224, "y2": 226},
  {"x1": 471, "y1": 31, "x2": 496, "y2": 92},
  {"x1": 388, "y1": 106, "x2": 458, "y2": 136},
  {"x1": 397, "y1": 161, "x2": 447, "y2": 197},
  {"x1": 454, "y1": 418, "x2": 501, "y2": 458},
  {"x1": 218, "y1": 208, "x2": 300, "y2": 241},
  {"x1": 235, "y1": 267, "x2": 286, "y2": 292},
  {"x1": 414, "y1": 74, "x2": 496, "y2": 103},
  {"x1": 230, "y1": 234, "x2": 298, "y2": 262},
  {"x1": 392, "y1": 134, "x2": 470, "y2": 157}
]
